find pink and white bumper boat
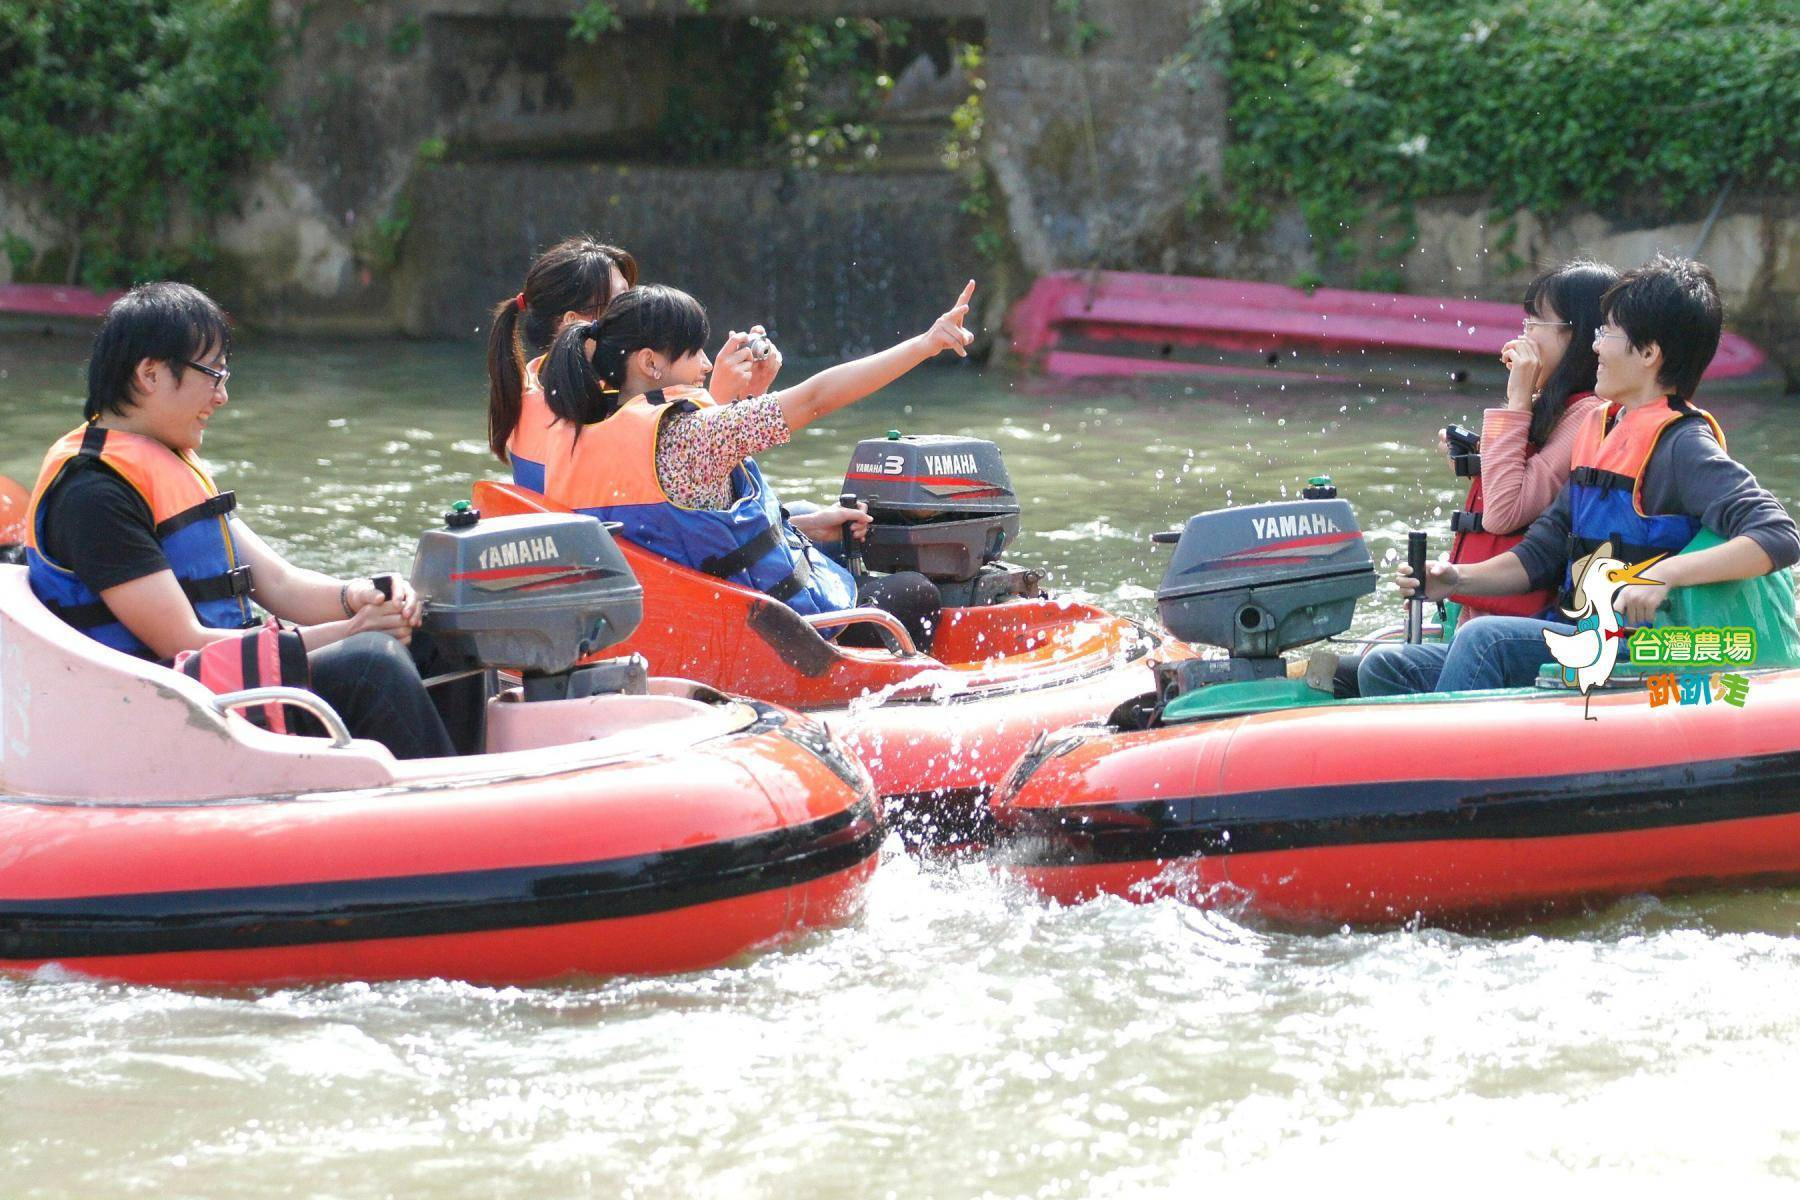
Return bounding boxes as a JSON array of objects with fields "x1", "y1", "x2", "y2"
[{"x1": 0, "y1": 510, "x2": 879, "y2": 987}]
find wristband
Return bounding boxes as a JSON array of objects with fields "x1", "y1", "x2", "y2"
[{"x1": 339, "y1": 581, "x2": 354, "y2": 618}]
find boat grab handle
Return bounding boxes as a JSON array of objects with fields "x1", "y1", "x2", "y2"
[
  {"x1": 211, "y1": 687, "x2": 355, "y2": 748},
  {"x1": 802, "y1": 607, "x2": 917, "y2": 655},
  {"x1": 1360, "y1": 621, "x2": 1446, "y2": 646}
]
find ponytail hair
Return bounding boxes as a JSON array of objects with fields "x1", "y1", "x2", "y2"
[
  {"x1": 486, "y1": 236, "x2": 638, "y2": 460},
  {"x1": 541, "y1": 285, "x2": 711, "y2": 437},
  {"x1": 1521, "y1": 259, "x2": 1619, "y2": 448}
]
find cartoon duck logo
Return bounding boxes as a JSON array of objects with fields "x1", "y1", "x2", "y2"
[{"x1": 1542, "y1": 540, "x2": 1666, "y2": 720}]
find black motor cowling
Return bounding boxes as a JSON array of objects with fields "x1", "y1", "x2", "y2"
[
  {"x1": 410, "y1": 511, "x2": 644, "y2": 682},
  {"x1": 841, "y1": 433, "x2": 1020, "y2": 583}
]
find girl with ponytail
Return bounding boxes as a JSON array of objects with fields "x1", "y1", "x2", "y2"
[
  {"x1": 486, "y1": 238, "x2": 778, "y2": 488},
  {"x1": 539, "y1": 280, "x2": 978, "y2": 650},
  {"x1": 486, "y1": 237, "x2": 636, "y2": 483}
]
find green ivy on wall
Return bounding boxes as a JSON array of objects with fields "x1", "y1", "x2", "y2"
[
  {"x1": 754, "y1": 15, "x2": 912, "y2": 168},
  {"x1": 1196, "y1": 0, "x2": 1799, "y2": 273},
  {"x1": 0, "y1": 0, "x2": 282, "y2": 288}
]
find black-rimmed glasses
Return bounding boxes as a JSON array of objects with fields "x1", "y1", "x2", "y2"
[{"x1": 185, "y1": 360, "x2": 231, "y2": 390}]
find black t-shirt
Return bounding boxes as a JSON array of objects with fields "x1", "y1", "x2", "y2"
[{"x1": 37, "y1": 460, "x2": 172, "y2": 592}]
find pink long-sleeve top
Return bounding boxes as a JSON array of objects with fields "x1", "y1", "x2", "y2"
[{"x1": 1475, "y1": 394, "x2": 1606, "y2": 534}]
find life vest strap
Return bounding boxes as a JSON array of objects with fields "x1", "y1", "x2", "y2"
[
  {"x1": 765, "y1": 554, "x2": 812, "y2": 602},
  {"x1": 697, "y1": 522, "x2": 814, "y2": 601},
  {"x1": 78, "y1": 423, "x2": 108, "y2": 458},
  {"x1": 183, "y1": 564, "x2": 255, "y2": 605},
  {"x1": 699, "y1": 523, "x2": 787, "y2": 581},
  {"x1": 44, "y1": 564, "x2": 254, "y2": 630},
  {"x1": 1570, "y1": 465, "x2": 1636, "y2": 492},
  {"x1": 1450, "y1": 510, "x2": 1484, "y2": 534},
  {"x1": 643, "y1": 388, "x2": 700, "y2": 416},
  {"x1": 154, "y1": 491, "x2": 237, "y2": 538}
]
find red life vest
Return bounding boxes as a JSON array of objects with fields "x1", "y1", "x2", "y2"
[
  {"x1": 171, "y1": 618, "x2": 310, "y2": 733},
  {"x1": 1448, "y1": 395, "x2": 1595, "y2": 621}
]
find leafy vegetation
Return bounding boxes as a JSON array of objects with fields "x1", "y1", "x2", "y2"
[
  {"x1": 0, "y1": 0, "x2": 282, "y2": 287},
  {"x1": 1184, "y1": 0, "x2": 1800, "y2": 271}
]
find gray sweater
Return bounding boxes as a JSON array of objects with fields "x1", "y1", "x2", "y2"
[{"x1": 1511, "y1": 416, "x2": 1800, "y2": 590}]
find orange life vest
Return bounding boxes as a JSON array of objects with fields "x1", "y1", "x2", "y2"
[
  {"x1": 545, "y1": 387, "x2": 856, "y2": 615},
  {"x1": 507, "y1": 354, "x2": 559, "y2": 493}
]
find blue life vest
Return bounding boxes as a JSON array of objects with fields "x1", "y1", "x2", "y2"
[
  {"x1": 25, "y1": 424, "x2": 256, "y2": 657},
  {"x1": 544, "y1": 387, "x2": 857, "y2": 616}
]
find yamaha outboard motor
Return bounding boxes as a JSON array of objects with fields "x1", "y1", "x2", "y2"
[
  {"x1": 1151, "y1": 494, "x2": 1376, "y2": 700},
  {"x1": 410, "y1": 506, "x2": 648, "y2": 701},
  {"x1": 841, "y1": 432, "x2": 1042, "y2": 607}
]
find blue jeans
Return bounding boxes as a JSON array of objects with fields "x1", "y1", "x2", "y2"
[{"x1": 1357, "y1": 616, "x2": 1575, "y2": 696}]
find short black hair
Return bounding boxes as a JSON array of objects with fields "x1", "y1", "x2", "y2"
[
  {"x1": 85, "y1": 282, "x2": 232, "y2": 421},
  {"x1": 1598, "y1": 255, "x2": 1722, "y2": 403}
]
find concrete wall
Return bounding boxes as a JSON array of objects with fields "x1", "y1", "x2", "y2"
[
  {"x1": 401, "y1": 162, "x2": 974, "y2": 354},
  {"x1": 2, "y1": 0, "x2": 1793, "y2": 382}
]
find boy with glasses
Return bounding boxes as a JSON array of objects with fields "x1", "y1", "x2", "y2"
[
  {"x1": 25, "y1": 281, "x2": 457, "y2": 757},
  {"x1": 1360, "y1": 255, "x2": 1800, "y2": 695}
]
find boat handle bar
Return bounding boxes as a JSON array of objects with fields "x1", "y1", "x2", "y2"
[
  {"x1": 1362, "y1": 621, "x2": 1445, "y2": 645},
  {"x1": 211, "y1": 687, "x2": 355, "y2": 748},
  {"x1": 802, "y1": 607, "x2": 917, "y2": 655}
]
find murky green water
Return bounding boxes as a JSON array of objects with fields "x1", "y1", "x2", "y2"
[{"x1": 5, "y1": 335, "x2": 1800, "y2": 1193}]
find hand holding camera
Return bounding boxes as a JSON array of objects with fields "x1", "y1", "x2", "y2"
[{"x1": 1443, "y1": 423, "x2": 1481, "y2": 478}]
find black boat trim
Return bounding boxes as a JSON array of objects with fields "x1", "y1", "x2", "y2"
[
  {"x1": 0, "y1": 798, "x2": 882, "y2": 961},
  {"x1": 997, "y1": 751, "x2": 1800, "y2": 866}
]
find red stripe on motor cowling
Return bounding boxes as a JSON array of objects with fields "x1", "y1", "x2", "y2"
[
  {"x1": 1222, "y1": 530, "x2": 1362, "y2": 558},
  {"x1": 450, "y1": 565, "x2": 573, "y2": 582},
  {"x1": 843, "y1": 472, "x2": 996, "y2": 488}
]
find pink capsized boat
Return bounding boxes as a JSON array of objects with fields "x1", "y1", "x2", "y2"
[
  {"x1": 0, "y1": 284, "x2": 124, "y2": 335},
  {"x1": 1007, "y1": 269, "x2": 1783, "y2": 396},
  {"x1": 0, "y1": 508, "x2": 881, "y2": 988}
]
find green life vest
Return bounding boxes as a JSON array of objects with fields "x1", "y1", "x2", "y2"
[
  {"x1": 1652, "y1": 527, "x2": 1800, "y2": 668},
  {"x1": 1442, "y1": 529, "x2": 1799, "y2": 668}
]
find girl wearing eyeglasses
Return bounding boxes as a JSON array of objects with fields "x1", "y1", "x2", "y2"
[{"x1": 1442, "y1": 259, "x2": 1619, "y2": 624}]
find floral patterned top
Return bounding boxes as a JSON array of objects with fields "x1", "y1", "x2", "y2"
[{"x1": 655, "y1": 395, "x2": 791, "y2": 510}]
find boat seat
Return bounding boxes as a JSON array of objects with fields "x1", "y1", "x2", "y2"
[
  {"x1": 0, "y1": 567, "x2": 397, "y2": 802},
  {"x1": 483, "y1": 680, "x2": 752, "y2": 755}
]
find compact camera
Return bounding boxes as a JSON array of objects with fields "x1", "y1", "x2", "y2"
[
  {"x1": 1444, "y1": 423, "x2": 1481, "y2": 478},
  {"x1": 746, "y1": 331, "x2": 775, "y2": 361}
]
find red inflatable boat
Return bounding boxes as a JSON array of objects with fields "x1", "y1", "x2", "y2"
[
  {"x1": 475, "y1": 477, "x2": 1192, "y2": 849},
  {"x1": 0, "y1": 510, "x2": 880, "y2": 986},
  {"x1": 994, "y1": 672, "x2": 1800, "y2": 925},
  {"x1": 993, "y1": 488, "x2": 1800, "y2": 924}
]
